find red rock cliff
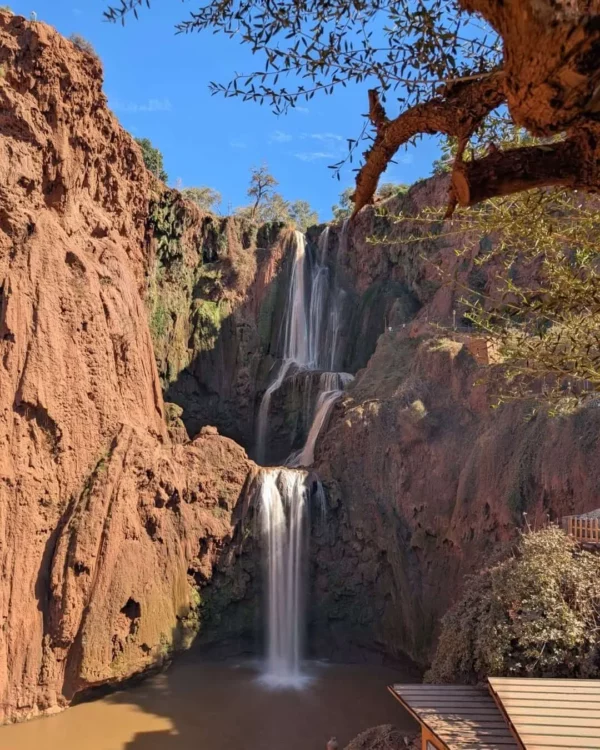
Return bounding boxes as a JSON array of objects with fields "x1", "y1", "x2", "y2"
[{"x1": 0, "y1": 15, "x2": 254, "y2": 723}]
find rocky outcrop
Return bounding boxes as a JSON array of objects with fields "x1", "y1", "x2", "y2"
[
  {"x1": 308, "y1": 190, "x2": 600, "y2": 665},
  {"x1": 146, "y1": 192, "x2": 292, "y2": 451},
  {"x1": 0, "y1": 15, "x2": 256, "y2": 723}
]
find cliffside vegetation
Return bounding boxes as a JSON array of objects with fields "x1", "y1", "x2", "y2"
[
  {"x1": 459, "y1": 189, "x2": 600, "y2": 409},
  {"x1": 181, "y1": 186, "x2": 222, "y2": 213},
  {"x1": 427, "y1": 526, "x2": 600, "y2": 683},
  {"x1": 383, "y1": 153, "x2": 600, "y2": 409},
  {"x1": 332, "y1": 184, "x2": 409, "y2": 220},
  {"x1": 136, "y1": 136, "x2": 168, "y2": 182}
]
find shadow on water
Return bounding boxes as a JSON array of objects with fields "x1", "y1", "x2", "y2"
[
  {"x1": 92, "y1": 657, "x2": 418, "y2": 750},
  {"x1": 0, "y1": 656, "x2": 418, "y2": 750}
]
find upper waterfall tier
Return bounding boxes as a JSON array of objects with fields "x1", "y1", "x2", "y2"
[{"x1": 255, "y1": 230, "x2": 350, "y2": 464}]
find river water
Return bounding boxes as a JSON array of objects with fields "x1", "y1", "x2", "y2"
[{"x1": 1, "y1": 658, "x2": 418, "y2": 749}]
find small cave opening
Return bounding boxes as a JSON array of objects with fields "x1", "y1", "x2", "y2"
[{"x1": 120, "y1": 597, "x2": 141, "y2": 621}]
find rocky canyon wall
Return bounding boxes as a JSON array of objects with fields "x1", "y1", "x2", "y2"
[
  {"x1": 308, "y1": 185, "x2": 600, "y2": 665},
  {"x1": 158, "y1": 172, "x2": 600, "y2": 668},
  {"x1": 0, "y1": 15, "x2": 259, "y2": 723}
]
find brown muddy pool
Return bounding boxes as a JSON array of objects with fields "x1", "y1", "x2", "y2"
[{"x1": 0, "y1": 658, "x2": 418, "y2": 749}]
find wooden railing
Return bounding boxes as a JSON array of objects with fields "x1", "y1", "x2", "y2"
[{"x1": 565, "y1": 516, "x2": 600, "y2": 545}]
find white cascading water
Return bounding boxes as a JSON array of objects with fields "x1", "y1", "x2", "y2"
[
  {"x1": 255, "y1": 228, "x2": 349, "y2": 462},
  {"x1": 255, "y1": 226, "x2": 352, "y2": 689},
  {"x1": 287, "y1": 372, "x2": 353, "y2": 468},
  {"x1": 255, "y1": 468, "x2": 311, "y2": 688},
  {"x1": 255, "y1": 231, "x2": 309, "y2": 464}
]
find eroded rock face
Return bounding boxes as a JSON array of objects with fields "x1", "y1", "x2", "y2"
[
  {"x1": 0, "y1": 16, "x2": 255, "y2": 723},
  {"x1": 308, "y1": 196, "x2": 600, "y2": 665}
]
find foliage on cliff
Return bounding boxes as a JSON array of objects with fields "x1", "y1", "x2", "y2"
[
  {"x1": 136, "y1": 136, "x2": 168, "y2": 182},
  {"x1": 181, "y1": 186, "x2": 222, "y2": 213},
  {"x1": 427, "y1": 526, "x2": 600, "y2": 683},
  {"x1": 384, "y1": 173, "x2": 600, "y2": 409},
  {"x1": 458, "y1": 189, "x2": 600, "y2": 409}
]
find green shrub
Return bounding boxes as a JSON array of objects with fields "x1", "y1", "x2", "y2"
[
  {"x1": 135, "y1": 137, "x2": 168, "y2": 182},
  {"x1": 427, "y1": 525, "x2": 600, "y2": 683}
]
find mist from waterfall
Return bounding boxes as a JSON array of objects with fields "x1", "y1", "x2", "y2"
[{"x1": 255, "y1": 468, "x2": 311, "y2": 689}]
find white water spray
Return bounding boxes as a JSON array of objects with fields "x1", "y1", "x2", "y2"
[{"x1": 255, "y1": 468, "x2": 311, "y2": 688}]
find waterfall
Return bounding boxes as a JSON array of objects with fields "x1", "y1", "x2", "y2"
[
  {"x1": 286, "y1": 390, "x2": 341, "y2": 469},
  {"x1": 255, "y1": 231, "x2": 309, "y2": 463},
  {"x1": 307, "y1": 227, "x2": 330, "y2": 368},
  {"x1": 255, "y1": 360, "x2": 294, "y2": 465},
  {"x1": 255, "y1": 468, "x2": 311, "y2": 688},
  {"x1": 253, "y1": 225, "x2": 353, "y2": 690},
  {"x1": 287, "y1": 372, "x2": 354, "y2": 468},
  {"x1": 282, "y1": 231, "x2": 310, "y2": 365},
  {"x1": 255, "y1": 228, "x2": 351, "y2": 463}
]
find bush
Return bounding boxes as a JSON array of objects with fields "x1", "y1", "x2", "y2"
[
  {"x1": 427, "y1": 525, "x2": 600, "y2": 683},
  {"x1": 135, "y1": 137, "x2": 168, "y2": 182},
  {"x1": 181, "y1": 186, "x2": 221, "y2": 213},
  {"x1": 69, "y1": 33, "x2": 98, "y2": 58}
]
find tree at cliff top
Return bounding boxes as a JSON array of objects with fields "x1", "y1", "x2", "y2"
[
  {"x1": 332, "y1": 183, "x2": 409, "y2": 220},
  {"x1": 181, "y1": 186, "x2": 222, "y2": 213},
  {"x1": 427, "y1": 526, "x2": 600, "y2": 683},
  {"x1": 236, "y1": 164, "x2": 319, "y2": 228},
  {"x1": 107, "y1": 1, "x2": 600, "y2": 215},
  {"x1": 288, "y1": 199, "x2": 319, "y2": 232},
  {"x1": 135, "y1": 137, "x2": 168, "y2": 182},
  {"x1": 246, "y1": 163, "x2": 278, "y2": 221}
]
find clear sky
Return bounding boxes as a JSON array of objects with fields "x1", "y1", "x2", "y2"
[{"x1": 11, "y1": 0, "x2": 442, "y2": 220}]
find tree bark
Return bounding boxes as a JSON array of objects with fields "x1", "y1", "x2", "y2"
[
  {"x1": 353, "y1": 0, "x2": 600, "y2": 215},
  {"x1": 451, "y1": 140, "x2": 582, "y2": 206},
  {"x1": 352, "y1": 73, "x2": 505, "y2": 214},
  {"x1": 460, "y1": 0, "x2": 600, "y2": 134}
]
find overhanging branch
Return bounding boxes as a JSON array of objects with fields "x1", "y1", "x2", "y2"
[
  {"x1": 352, "y1": 72, "x2": 505, "y2": 214},
  {"x1": 451, "y1": 140, "x2": 582, "y2": 206}
]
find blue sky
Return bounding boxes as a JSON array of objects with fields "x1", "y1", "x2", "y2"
[{"x1": 11, "y1": 0, "x2": 442, "y2": 220}]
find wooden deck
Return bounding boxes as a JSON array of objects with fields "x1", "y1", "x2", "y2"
[
  {"x1": 563, "y1": 514, "x2": 600, "y2": 546},
  {"x1": 389, "y1": 684, "x2": 518, "y2": 749},
  {"x1": 489, "y1": 677, "x2": 600, "y2": 749}
]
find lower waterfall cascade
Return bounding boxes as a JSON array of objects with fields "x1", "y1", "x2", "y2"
[{"x1": 254, "y1": 468, "x2": 312, "y2": 688}]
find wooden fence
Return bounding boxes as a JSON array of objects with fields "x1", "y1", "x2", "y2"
[{"x1": 564, "y1": 516, "x2": 600, "y2": 545}]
